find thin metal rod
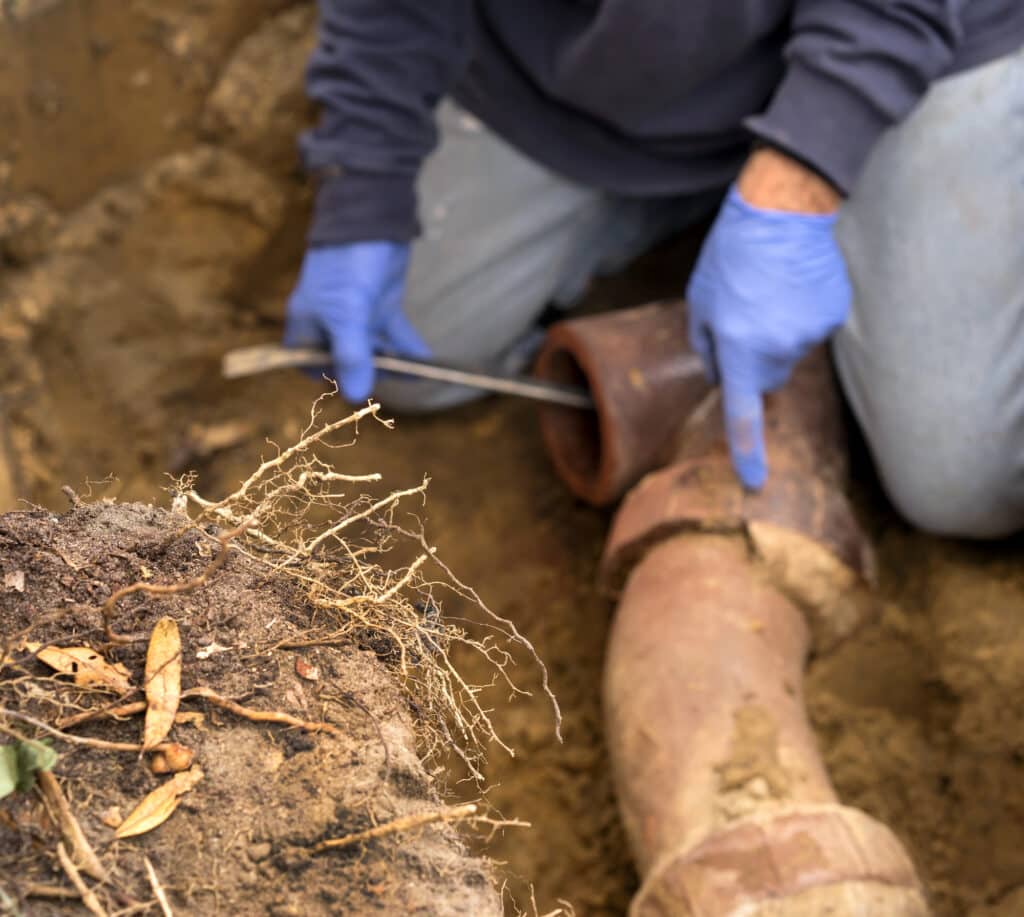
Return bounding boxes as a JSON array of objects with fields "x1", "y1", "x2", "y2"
[
  {"x1": 373, "y1": 354, "x2": 594, "y2": 409},
  {"x1": 221, "y1": 345, "x2": 595, "y2": 410}
]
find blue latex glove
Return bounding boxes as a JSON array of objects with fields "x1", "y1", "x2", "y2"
[
  {"x1": 283, "y1": 241, "x2": 431, "y2": 402},
  {"x1": 686, "y1": 185, "x2": 851, "y2": 490}
]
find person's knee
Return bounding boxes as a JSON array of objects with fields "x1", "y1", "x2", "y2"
[
  {"x1": 871, "y1": 433, "x2": 1024, "y2": 539},
  {"x1": 835, "y1": 333, "x2": 1024, "y2": 539}
]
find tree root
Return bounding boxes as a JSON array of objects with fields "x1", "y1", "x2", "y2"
[
  {"x1": 313, "y1": 803, "x2": 480, "y2": 853},
  {"x1": 99, "y1": 520, "x2": 251, "y2": 645},
  {"x1": 54, "y1": 688, "x2": 341, "y2": 736},
  {"x1": 56, "y1": 842, "x2": 107, "y2": 917},
  {"x1": 182, "y1": 687, "x2": 341, "y2": 736},
  {"x1": 36, "y1": 771, "x2": 109, "y2": 882}
]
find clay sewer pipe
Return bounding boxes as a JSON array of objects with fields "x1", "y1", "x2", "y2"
[
  {"x1": 533, "y1": 300, "x2": 709, "y2": 507},
  {"x1": 536, "y1": 304, "x2": 929, "y2": 916}
]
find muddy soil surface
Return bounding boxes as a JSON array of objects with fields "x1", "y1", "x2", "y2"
[
  {"x1": 3, "y1": 3, "x2": 1024, "y2": 915},
  {"x1": 0, "y1": 501, "x2": 500, "y2": 915}
]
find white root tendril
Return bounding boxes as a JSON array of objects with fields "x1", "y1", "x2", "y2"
[{"x1": 176, "y1": 391, "x2": 560, "y2": 779}]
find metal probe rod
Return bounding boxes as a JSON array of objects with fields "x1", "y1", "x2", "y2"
[{"x1": 221, "y1": 345, "x2": 595, "y2": 410}]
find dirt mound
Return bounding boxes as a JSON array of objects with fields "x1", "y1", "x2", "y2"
[{"x1": 0, "y1": 498, "x2": 501, "y2": 915}]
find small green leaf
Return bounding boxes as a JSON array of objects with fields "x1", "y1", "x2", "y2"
[
  {"x1": 15, "y1": 739, "x2": 57, "y2": 791},
  {"x1": 0, "y1": 739, "x2": 58, "y2": 799},
  {"x1": 0, "y1": 745, "x2": 17, "y2": 800}
]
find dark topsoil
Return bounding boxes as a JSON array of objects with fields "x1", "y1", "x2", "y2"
[{"x1": 0, "y1": 500, "x2": 500, "y2": 916}]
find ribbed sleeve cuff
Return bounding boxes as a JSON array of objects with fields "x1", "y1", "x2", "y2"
[
  {"x1": 307, "y1": 170, "x2": 420, "y2": 246},
  {"x1": 744, "y1": 62, "x2": 893, "y2": 196}
]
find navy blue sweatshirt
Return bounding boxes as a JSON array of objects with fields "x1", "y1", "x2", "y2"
[{"x1": 301, "y1": 0, "x2": 1024, "y2": 245}]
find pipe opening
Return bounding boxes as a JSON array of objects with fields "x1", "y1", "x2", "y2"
[{"x1": 538, "y1": 348, "x2": 603, "y2": 489}]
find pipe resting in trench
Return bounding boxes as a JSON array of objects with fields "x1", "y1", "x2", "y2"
[
  {"x1": 535, "y1": 303, "x2": 929, "y2": 916},
  {"x1": 605, "y1": 533, "x2": 926, "y2": 915}
]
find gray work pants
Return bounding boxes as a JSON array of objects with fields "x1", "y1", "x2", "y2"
[
  {"x1": 381, "y1": 49, "x2": 1024, "y2": 539},
  {"x1": 375, "y1": 105, "x2": 718, "y2": 407},
  {"x1": 834, "y1": 48, "x2": 1024, "y2": 538}
]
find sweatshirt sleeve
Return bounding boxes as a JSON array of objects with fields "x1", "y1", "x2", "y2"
[
  {"x1": 301, "y1": 0, "x2": 473, "y2": 245},
  {"x1": 745, "y1": 0, "x2": 970, "y2": 195}
]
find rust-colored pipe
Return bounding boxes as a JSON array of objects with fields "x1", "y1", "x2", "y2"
[
  {"x1": 606, "y1": 533, "x2": 927, "y2": 915},
  {"x1": 534, "y1": 301, "x2": 709, "y2": 505},
  {"x1": 536, "y1": 302, "x2": 928, "y2": 914}
]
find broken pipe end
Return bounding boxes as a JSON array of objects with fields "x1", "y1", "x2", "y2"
[{"x1": 534, "y1": 301, "x2": 708, "y2": 506}]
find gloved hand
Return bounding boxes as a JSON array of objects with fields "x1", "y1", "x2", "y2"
[
  {"x1": 283, "y1": 241, "x2": 431, "y2": 402},
  {"x1": 686, "y1": 185, "x2": 851, "y2": 490}
]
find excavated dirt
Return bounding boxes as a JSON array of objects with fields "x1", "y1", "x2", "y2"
[
  {"x1": 807, "y1": 522, "x2": 1024, "y2": 917},
  {"x1": 4, "y1": 2, "x2": 1024, "y2": 915},
  {"x1": 0, "y1": 501, "x2": 500, "y2": 915}
]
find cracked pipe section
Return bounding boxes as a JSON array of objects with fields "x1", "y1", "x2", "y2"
[{"x1": 539, "y1": 302, "x2": 928, "y2": 914}]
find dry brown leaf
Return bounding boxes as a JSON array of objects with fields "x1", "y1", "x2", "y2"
[
  {"x1": 294, "y1": 656, "x2": 320, "y2": 681},
  {"x1": 36, "y1": 646, "x2": 132, "y2": 694},
  {"x1": 143, "y1": 617, "x2": 181, "y2": 751},
  {"x1": 2, "y1": 640, "x2": 38, "y2": 668},
  {"x1": 118, "y1": 789, "x2": 178, "y2": 839},
  {"x1": 115, "y1": 766, "x2": 203, "y2": 839}
]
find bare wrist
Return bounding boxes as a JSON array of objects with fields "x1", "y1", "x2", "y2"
[{"x1": 737, "y1": 147, "x2": 841, "y2": 215}]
